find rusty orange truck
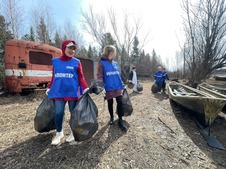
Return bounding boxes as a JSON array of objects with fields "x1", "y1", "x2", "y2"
[
  {"x1": 4, "y1": 39, "x2": 95, "y2": 93},
  {"x1": 4, "y1": 40, "x2": 62, "y2": 93}
]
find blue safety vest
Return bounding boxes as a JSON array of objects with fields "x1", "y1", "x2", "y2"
[
  {"x1": 101, "y1": 60, "x2": 124, "y2": 91},
  {"x1": 48, "y1": 58, "x2": 79, "y2": 98},
  {"x1": 154, "y1": 71, "x2": 165, "y2": 83}
]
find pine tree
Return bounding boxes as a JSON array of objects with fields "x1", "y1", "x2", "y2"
[
  {"x1": 29, "y1": 26, "x2": 35, "y2": 41},
  {"x1": 87, "y1": 45, "x2": 92, "y2": 59},
  {"x1": 0, "y1": 15, "x2": 13, "y2": 51},
  {"x1": 101, "y1": 33, "x2": 116, "y2": 49},
  {"x1": 53, "y1": 31, "x2": 62, "y2": 48},
  {"x1": 36, "y1": 17, "x2": 49, "y2": 43},
  {"x1": 0, "y1": 15, "x2": 13, "y2": 79},
  {"x1": 21, "y1": 26, "x2": 35, "y2": 41},
  {"x1": 21, "y1": 34, "x2": 30, "y2": 40},
  {"x1": 131, "y1": 36, "x2": 139, "y2": 63},
  {"x1": 92, "y1": 46, "x2": 99, "y2": 61},
  {"x1": 150, "y1": 49, "x2": 160, "y2": 79}
]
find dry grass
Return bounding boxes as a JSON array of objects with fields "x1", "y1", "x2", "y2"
[{"x1": 0, "y1": 80, "x2": 226, "y2": 169}]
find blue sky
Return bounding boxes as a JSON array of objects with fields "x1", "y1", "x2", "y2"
[
  {"x1": 19, "y1": 0, "x2": 184, "y2": 70},
  {"x1": 82, "y1": 0, "x2": 185, "y2": 69},
  {"x1": 21, "y1": 0, "x2": 83, "y2": 27}
]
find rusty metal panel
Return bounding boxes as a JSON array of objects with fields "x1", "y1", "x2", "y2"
[
  {"x1": 79, "y1": 58, "x2": 94, "y2": 86},
  {"x1": 4, "y1": 40, "x2": 61, "y2": 93},
  {"x1": 4, "y1": 40, "x2": 96, "y2": 92}
]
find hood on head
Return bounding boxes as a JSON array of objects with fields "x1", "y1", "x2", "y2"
[{"x1": 61, "y1": 40, "x2": 77, "y2": 56}]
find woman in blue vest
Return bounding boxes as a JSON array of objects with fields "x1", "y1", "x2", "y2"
[
  {"x1": 46, "y1": 40, "x2": 89, "y2": 145},
  {"x1": 97, "y1": 45, "x2": 127, "y2": 131}
]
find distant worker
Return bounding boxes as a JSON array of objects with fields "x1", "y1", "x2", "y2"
[
  {"x1": 154, "y1": 66, "x2": 165, "y2": 94},
  {"x1": 162, "y1": 68, "x2": 169, "y2": 92},
  {"x1": 129, "y1": 67, "x2": 138, "y2": 93}
]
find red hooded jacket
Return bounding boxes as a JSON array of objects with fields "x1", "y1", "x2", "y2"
[{"x1": 48, "y1": 40, "x2": 88, "y2": 101}]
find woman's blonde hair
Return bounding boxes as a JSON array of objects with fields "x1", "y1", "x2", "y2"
[{"x1": 103, "y1": 45, "x2": 116, "y2": 56}]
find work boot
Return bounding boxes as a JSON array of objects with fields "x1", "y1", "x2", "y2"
[
  {"x1": 66, "y1": 132, "x2": 75, "y2": 143},
  {"x1": 109, "y1": 116, "x2": 114, "y2": 125},
  {"x1": 51, "y1": 131, "x2": 64, "y2": 145},
  {"x1": 118, "y1": 119, "x2": 127, "y2": 132}
]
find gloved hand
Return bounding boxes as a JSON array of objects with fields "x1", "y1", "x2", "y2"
[
  {"x1": 83, "y1": 87, "x2": 90, "y2": 94},
  {"x1": 46, "y1": 88, "x2": 50, "y2": 95}
]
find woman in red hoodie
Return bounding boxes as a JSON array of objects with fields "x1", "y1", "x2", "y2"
[{"x1": 46, "y1": 40, "x2": 89, "y2": 145}]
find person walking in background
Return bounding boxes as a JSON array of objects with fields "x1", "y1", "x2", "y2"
[
  {"x1": 97, "y1": 45, "x2": 127, "y2": 132},
  {"x1": 154, "y1": 66, "x2": 165, "y2": 94},
  {"x1": 162, "y1": 68, "x2": 169, "y2": 92},
  {"x1": 129, "y1": 67, "x2": 138, "y2": 93},
  {"x1": 46, "y1": 40, "x2": 89, "y2": 145}
]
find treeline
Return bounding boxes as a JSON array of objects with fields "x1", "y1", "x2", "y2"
[
  {"x1": 0, "y1": 0, "x2": 165, "y2": 82},
  {"x1": 0, "y1": 14, "x2": 163, "y2": 82},
  {"x1": 0, "y1": 0, "x2": 226, "y2": 84}
]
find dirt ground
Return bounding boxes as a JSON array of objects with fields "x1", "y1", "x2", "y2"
[{"x1": 0, "y1": 80, "x2": 226, "y2": 169}]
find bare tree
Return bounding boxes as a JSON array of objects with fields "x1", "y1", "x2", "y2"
[
  {"x1": 29, "y1": 0, "x2": 56, "y2": 43},
  {"x1": 0, "y1": 0, "x2": 24, "y2": 39},
  {"x1": 81, "y1": 5, "x2": 107, "y2": 48},
  {"x1": 81, "y1": 6, "x2": 151, "y2": 81},
  {"x1": 81, "y1": 6, "x2": 151, "y2": 53},
  {"x1": 107, "y1": 8, "x2": 150, "y2": 57},
  {"x1": 181, "y1": 0, "x2": 226, "y2": 83},
  {"x1": 63, "y1": 18, "x2": 85, "y2": 48}
]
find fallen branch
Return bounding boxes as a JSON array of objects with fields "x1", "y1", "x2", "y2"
[{"x1": 158, "y1": 116, "x2": 176, "y2": 134}]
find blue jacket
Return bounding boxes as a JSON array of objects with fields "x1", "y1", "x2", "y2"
[
  {"x1": 154, "y1": 71, "x2": 165, "y2": 83},
  {"x1": 101, "y1": 60, "x2": 124, "y2": 91},
  {"x1": 163, "y1": 72, "x2": 169, "y2": 80},
  {"x1": 48, "y1": 58, "x2": 80, "y2": 98}
]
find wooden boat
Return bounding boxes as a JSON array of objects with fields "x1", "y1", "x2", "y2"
[
  {"x1": 167, "y1": 81, "x2": 226, "y2": 127},
  {"x1": 198, "y1": 82, "x2": 226, "y2": 96},
  {"x1": 214, "y1": 75, "x2": 226, "y2": 81},
  {"x1": 198, "y1": 83, "x2": 226, "y2": 112}
]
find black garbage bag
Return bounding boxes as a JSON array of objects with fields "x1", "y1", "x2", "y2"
[
  {"x1": 34, "y1": 96, "x2": 55, "y2": 133},
  {"x1": 69, "y1": 93, "x2": 98, "y2": 141},
  {"x1": 137, "y1": 81, "x2": 143, "y2": 92},
  {"x1": 122, "y1": 88, "x2": 133, "y2": 116},
  {"x1": 127, "y1": 82, "x2": 134, "y2": 89},
  {"x1": 90, "y1": 79, "x2": 104, "y2": 95},
  {"x1": 151, "y1": 83, "x2": 158, "y2": 93}
]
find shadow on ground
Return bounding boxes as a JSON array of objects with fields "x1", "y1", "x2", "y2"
[
  {"x1": 153, "y1": 92, "x2": 169, "y2": 101},
  {"x1": 0, "y1": 122, "x2": 128, "y2": 169},
  {"x1": 169, "y1": 100, "x2": 226, "y2": 168},
  {"x1": 128, "y1": 91, "x2": 143, "y2": 98}
]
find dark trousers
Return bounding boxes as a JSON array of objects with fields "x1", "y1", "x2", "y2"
[
  {"x1": 156, "y1": 82, "x2": 163, "y2": 92},
  {"x1": 162, "y1": 81, "x2": 166, "y2": 91},
  {"x1": 107, "y1": 96, "x2": 123, "y2": 118}
]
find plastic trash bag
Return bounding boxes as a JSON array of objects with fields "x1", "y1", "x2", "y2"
[
  {"x1": 122, "y1": 88, "x2": 133, "y2": 116},
  {"x1": 151, "y1": 83, "x2": 158, "y2": 93},
  {"x1": 90, "y1": 79, "x2": 104, "y2": 95},
  {"x1": 127, "y1": 82, "x2": 134, "y2": 89},
  {"x1": 34, "y1": 96, "x2": 55, "y2": 133},
  {"x1": 137, "y1": 81, "x2": 143, "y2": 92},
  {"x1": 69, "y1": 93, "x2": 98, "y2": 141}
]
